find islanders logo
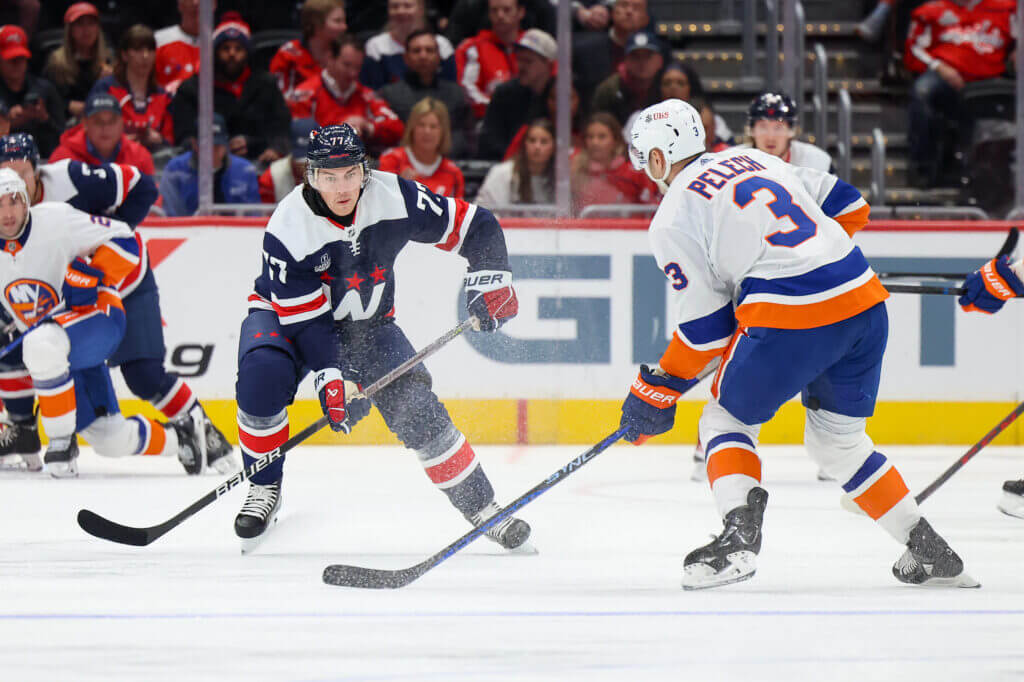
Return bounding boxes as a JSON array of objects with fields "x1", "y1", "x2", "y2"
[{"x1": 5, "y1": 279, "x2": 59, "y2": 326}]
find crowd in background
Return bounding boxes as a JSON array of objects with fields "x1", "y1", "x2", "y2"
[{"x1": 0, "y1": 0, "x2": 1015, "y2": 215}]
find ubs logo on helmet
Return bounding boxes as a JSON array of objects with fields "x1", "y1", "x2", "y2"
[{"x1": 4, "y1": 278, "x2": 58, "y2": 326}]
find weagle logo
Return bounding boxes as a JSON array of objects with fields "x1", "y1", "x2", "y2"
[{"x1": 4, "y1": 278, "x2": 58, "y2": 325}]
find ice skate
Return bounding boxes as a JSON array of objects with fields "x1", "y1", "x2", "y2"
[
  {"x1": 0, "y1": 420, "x2": 42, "y2": 471},
  {"x1": 236, "y1": 480, "x2": 283, "y2": 554},
  {"x1": 689, "y1": 443, "x2": 706, "y2": 482},
  {"x1": 467, "y1": 501, "x2": 536, "y2": 554},
  {"x1": 198, "y1": 406, "x2": 238, "y2": 474},
  {"x1": 997, "y1": 479, "x2": 1024, "y2": 519},
  {"x1": 892, "y1": 518, "x2": 979, "y2": 588},
  {"x1": 170, "y1": 417, "x2": 204, "y2": 475},
  {"x1": 683, "y1": 487, "x2": 768, "y2": 590},
  {"x1": 44, "y1": 437, "x2": 79, "y2": 478}
]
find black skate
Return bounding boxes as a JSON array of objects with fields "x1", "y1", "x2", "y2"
[
  {"x1": 235, "y1": 480, "x2": 282, "y2": 554},
  {"x1": 44, "y1": 437, "x2": 79, "y2": 479},
  {"x1": 997, "y1": 479, "x2": 1024, "y2": 519},
  {"x1": 683, "y1": 487, "x2": 768, "y2": 590},
  {"x1": 0, "y1": 419, "x2": 41, "y2": 472},
  {"x1": 892, "y1": 518, "x2": 979, "y2": 588},
  {"x1": 170, "y1": 418, "x2": 203, "y2": 475},
  {"x1": 467, "y1": 501, "x2": 536, "y2": 554},
  {"x1": 690, "y1": 443, "x2": 706, "y2": 482},
  {"x1": 197, "y1": 406, "x2": 237, "y2": 474}
]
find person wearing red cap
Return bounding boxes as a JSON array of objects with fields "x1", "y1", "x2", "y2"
[
  {"x1": 171, "y1": 13, "x2": 290, "y2": 164},
  {"x1": 154, "y1": 0, "x2": 204, "y2": 93},
  {"x1": 0, "y1": 25, "x2": 65, "y2": 157},
  {"x1": 43, "y1": 3, "x2": 112, "y2": 124},
  {"x1": 49, "y1": 91, "x2": 155, "y2": 176},
  {"x1": 270, "y1": 0, "x2": 348, "y2": 112}
]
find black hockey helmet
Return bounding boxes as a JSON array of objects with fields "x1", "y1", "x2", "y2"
[
  {"x1": 0, "y1": 133, "x2": 40, "y2": 169},
  {"x1": 305, "y1": 123, "x2": 370, "y2": 189},
  {"x1": 747, "y1": 91, "x2": 798, "y2": 129}
]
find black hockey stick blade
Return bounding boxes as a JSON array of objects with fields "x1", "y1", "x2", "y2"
[
  {"x1": 76, "y1": 317, "x2": 477, "y2": 546},
  {"x1": 877, "y1": 228, "x2": 1019, "y2": 286},
  {"x1": 323, "y1": 425, "x2": 632, "y2": 589},
  {"x1": 997, "y1": 227, "x2": 1019, "y2": 258}
]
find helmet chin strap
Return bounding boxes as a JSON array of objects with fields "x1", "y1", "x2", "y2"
[{"x1": 644, "y1": 156, "x2": 671, "y2": 195}]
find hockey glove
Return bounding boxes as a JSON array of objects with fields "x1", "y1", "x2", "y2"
[
  {"x1": 959, "y1": 256, "x2": 1024, "y2": 314},
  {"x1": 62, "y1": 258, "x2": 103, "y2": 311},
  {"x1": 465, "y1": 270, "x2": 518, "y2": 332},
  {"x1": 620, "y1": 364, "x2": 698, "y2": 445},
  {"x1": 314, "y1": 368, "x2": 370, "y2": 433}
]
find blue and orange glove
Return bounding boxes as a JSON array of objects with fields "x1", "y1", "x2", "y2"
[
  {"x1": 465, "y1": 270, "x2": 518, "y2": 332},
  {"x1": 62, "y1": 258, "x2": 103, "y2": 311},
  {"x1": 314, "y1": 368, "x2": 371, "y2": 433},
  {"x1": 620, "y1": 364, "x2": 698, "y2": 445},
  {"x1": 959, "y1": 256, "x2": 1024, "y2": 314}
]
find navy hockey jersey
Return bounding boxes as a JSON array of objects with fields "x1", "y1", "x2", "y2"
[{"x1": 248, "y1": 170, "x2": 510, "y2": 370}]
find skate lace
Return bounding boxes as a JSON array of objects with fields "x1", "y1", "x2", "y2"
[
  {"x1": 241, "y1": 484, "x2": 280, "y2": 518},
  {"x1": 0, "y1": 424, "x2": 18, "y2": 447},
  {"x1": 470, "y1": 503, "x2": 515, "y2": 540},
  {"x1": 895, "y1": 550, "x2": 921, "y2": 576}
]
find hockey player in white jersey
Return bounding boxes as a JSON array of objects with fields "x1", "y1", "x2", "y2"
[
  {"x1": 620, "y1": 99, "x2": 976, "y2": 590},
  {"x1": 0, "y1": 169, "x2": 202, "y2": 476},
  {"x1": 732, "y1": 92, "x2": 833, "y2": 172}
]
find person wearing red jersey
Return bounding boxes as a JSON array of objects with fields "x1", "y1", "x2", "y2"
[
  {"x1": 291, "y1": 35, "x2": 403, "y2": 154},
  {"x1": 259, "y1": 118, "x2": 316, "y2": 204},
  {"x1": 154, "y1": 0, "x2": 203, "y2": 93},
  {"x1": 455, "y1": 0, "x2": 525, "y2": 118},
  {"x1": 378, "y1": 97, "x2": 465, "y2": 198},
  {"x1": 49, "y1": 92, "x2": 155, "y2": 176},
  {"x1": 270, "y1": 0, "x2": 348, "y2": 112},
  {"x1": 904, "y1": 0, "x2": 1016, "y2": 187},
  {"x1": 571, "y1": 111, "x2": 656, "y2": 215},
  {"x1": 90, "y1": 24, "x2": 173, "y2": 150}
]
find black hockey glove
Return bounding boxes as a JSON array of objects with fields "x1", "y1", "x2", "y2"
[{"x1": 465, "y1": 270, "x2": 518, "y2": 332}]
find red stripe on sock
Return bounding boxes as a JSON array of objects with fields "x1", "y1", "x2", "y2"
[
  {"x1": 160, "y1": 382, "x2": 195, "y2": 419},
  {"x1": 238, "y1": 422, "x2": 289, "y2": 454},
  {"x1": 425, "y1": 441, "x2": 476, "y2": 484}
]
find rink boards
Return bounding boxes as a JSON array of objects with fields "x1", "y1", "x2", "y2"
[{"x1": 125, "y1": 219, "x2": 1024, "y2": 445}]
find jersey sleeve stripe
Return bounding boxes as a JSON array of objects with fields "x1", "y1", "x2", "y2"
[
  {"x1": 271, "y1": 291, "x2": 330, "y2": 324},
  {"x1": 820, "y1": 179, "x2": 864, "y2": 217},
  {"x1": 90, "y1": 241, "x2": 141, "y2": 287},
  {"x1": 436, "y1": 198, "x2": 475, "y2": 252},
  {"x1": 270, "y1": 288, "x2": 327, "y2": 307},
  {"x1": 109, "y1": 163, "x2": 126, "y2": 210},
  {"x1": 834, "y1": 203, "x2": 871, "y2": 237},
  {"x1": 677, "y1": 302, "x2": 737, "y2": 347},
  {"x1": 247, "y1": 293, "x2": 274, "y2": 311},
  {"x1": 660, "y1": 331, "x2": 728, "y2": 379}
]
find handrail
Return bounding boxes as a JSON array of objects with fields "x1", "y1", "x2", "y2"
[
  {"x1": 794, "y1": 0, "x2": 806, "y2": 128},
  {"x1": 764, "y1": 0, "x2": 779, "y2": 91},
  {"x1": 578, "y1": 204, "x2": 658, "y2": 218},
  {"x1": 741, "y1": 0, "x2": 757, "y2": 82},
  {"x1": 870, "y1": 127, "x2": 887, "y2": 206},
  {"x1": 837, "y1": 88, "x2": 852, "y2": 182},
  {"x1": 812, "y1": 43, "x2": 828, "y2": 146}
]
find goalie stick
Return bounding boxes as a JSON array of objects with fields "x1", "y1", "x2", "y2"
[
  {"x1": 76, "y1": 316, "x2": 478, "y2": 547},
  {"x1": 322, "y1": 359, "x2": 720, "y2": 589}
]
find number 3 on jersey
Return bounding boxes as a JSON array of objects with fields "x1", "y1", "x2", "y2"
[
  {"x1": 733, "y1": 176, "x2": 817, "y2": 247},
  {"x1": 664, "y1": 262, "x2": 688, "y2": 290}
]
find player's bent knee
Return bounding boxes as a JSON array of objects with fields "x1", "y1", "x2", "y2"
[
  {"x1": 698, "y1": 399, "x2": 759, "y2": 448},
  {"x1": 120, "y1": 358, "x2": 170, "y2": 400},
  {"x1": 804, "y1": 408, "x2": 874, "y2": 480},
  {"x1": 236, "y1": 347, "x2": 297, "y2": 417},
  {"x1": 81, "y1": 415, "x2": 139, "y2": 457},
  {"x1": 22, "y1": 322, "x2": 71, "y2": 380}
]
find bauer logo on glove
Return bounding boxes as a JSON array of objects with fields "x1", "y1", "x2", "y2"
[
  {"x1": 959, "y1": 256, "x2": 1024, "y2": 315},
  {"x1": 465, "y1": 269, "x2": 518, "y2": 332}
]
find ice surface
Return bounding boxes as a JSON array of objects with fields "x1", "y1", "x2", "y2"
[{"x1": 1, "y1": 443, "x2": 1023, "y2": 681}]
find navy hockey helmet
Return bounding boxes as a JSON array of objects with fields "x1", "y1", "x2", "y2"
[
  {"x1": 747, "y1": 92, "x2": 798, "y2": 129},
  {"x1": 0, "y1": 133, "x2": 40, "y2": 169},
  {"x1": 305, "y1": 123, "x2": 370, "y2": 190}
]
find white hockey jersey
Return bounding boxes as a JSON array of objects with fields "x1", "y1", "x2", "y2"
[
  {"x1": 649, "y1": 147, "x2": 883, "y2": 379},
  {"x1": 731, "y1": 139, "x2": 833, "y2": 172},
  {"x1": 0, "y1": 202, "x2": 136, "y2": 331}
]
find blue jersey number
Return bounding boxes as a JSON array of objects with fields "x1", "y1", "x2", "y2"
[
  {"x1": 664, "y1": 262, "x2": 688, "y2": 290},
  {"x1": 733, "y1": 176, "x2": 817, "y2": 248}
]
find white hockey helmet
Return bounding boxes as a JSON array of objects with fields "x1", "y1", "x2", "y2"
[
  {"x1": 629, "y1": 98, "x2": 705, "y2": 192},
  {"x1": 0, "y1": 167, "x2": 28, "y2": 209}
]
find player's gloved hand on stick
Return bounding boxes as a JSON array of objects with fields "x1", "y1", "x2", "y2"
[
  {"x1": 314, "y1": 368, "x2": 370, "y2": 433},
  {"x1": 465, "y1": 269, "x2": 518, "y2": 332},
  {"x1": 620, "y1": 364, "x2": 697, "y2": 445},
  {"x1": 62, "y1": 258, "x2": 103, "y2": 311},
  {"x1": 959, "y1": 256, "x2": 1024, "y2": 314}
]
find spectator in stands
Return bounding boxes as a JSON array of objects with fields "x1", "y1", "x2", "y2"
[
  {"x1": 43, "y1": 3, "x2": 112, "y2": 125},
  {"x1": 379, "y1": 97, "x2": 465, "y2": 197},
  {"x1": 904, "y1": 0, "x2": 1015, "y2": 188},
  {"x1": 270, "y1": 0, "x2": 347, "y2": 112},
  {"x1": 478, "y1": 28, "x2": 554, "y2": 160},
  {"x1": 161, "y1": 113, "x2": 259, "y2": 216},
  {"x1": 90, "y1": 24, "x2": 173, "y2": 150},
  {"x1": 590, "y1": 30, "x2": 664, "y2": 129},
  {"x1": 501, "y1": 77, "x2": 584, "y2": 160},
  {"x1": 155, "y1": 0, "x2": 202, "y2": 93},
  {"x1": 0, "y1": 1, "x2": 40, "y2": 40},
  {"x1": 572, "y1": 0, "x2": 651, "y2": 105},
  {"x1": 363, "y1": 0, "x2": 457, "y2": 90},
  {"x1": 379, "y1": 30, "x2": 473, "y2": 157},
  {"x1": 446, "y1": 0, "x2": 554, "y2": 46},
  {"x1": 291, "y1": 35, "x2": 404, "y2": 154},
  {"x1": 692, "y1": 96, "x2": 730, "y2": 152},
  {"x1": 734, "y1": 91, "x2": 832, "y2": 171},
  {"x1": 259, "y1": 117, "x2": 316, "y2": 204},
  {"x1": 49, "y1": 91, "x2": 155, "y2": 176},
  {"x1": 0, "y1": 26, "x2": 65, "y2": 158},
  {"x1": 573, "y1": 1, "x2": 611, "y2": 32},
  {"x1": 475, "y1": 117, "x2": 554, "y2": 210},
  {"x1": 571, "y1": 111, "x2": 655, "y2": 215},
  {"x1": 455, "y1": 0, "x2": 526, "y2": 119},
  {"x1": 172, "y1": 15, "x2": 291, "y2": 165}
]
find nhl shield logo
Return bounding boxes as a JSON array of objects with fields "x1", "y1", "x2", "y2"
[{"x1": 4, "y1": 278, "x2": 59, "y2": 326}]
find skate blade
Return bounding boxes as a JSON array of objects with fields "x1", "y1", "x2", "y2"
[
  {"x1": 997, "y1": 492, "x2": 1024, "y2": 519},
  {"x1": 0, "y1": 453, "x2": 42, "y2": 472},
  {"x1": 840, "y1": 493, "x2": 867, "y2": 516},
  {"x1": 239, "y1": 514, "x2": 279, "y2": 555},
  {"x1": 917, "y1": 572, "x2": 981, "y2": 589},
  {"x1": 690, "y1": 457, "x2": 707, "y2": 483},
  {"x1": 816, "y1": 469, "x2": 835, "y2": 482},
  {"x1": 682, "y1": 551, "x2": 757, "y2": 591},
  {"x1": 209, "y1": 453, "x2": 240, "y2": 475},
  {"x1": 47, "y1": 461, "x2": 78, "y2": 479},
  {"x1": 507, "y1": 540, "x2": 538, "y2": 556}
]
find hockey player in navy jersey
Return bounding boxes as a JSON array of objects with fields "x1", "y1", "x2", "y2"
[
  {"x1": 233, "y1": 123, "x2": 530, "y2": 551},
  {"x1": 0, "y1": 133, "x2": 236, "y2": 475}
]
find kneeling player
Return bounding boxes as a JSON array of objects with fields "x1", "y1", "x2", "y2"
[
  {"x1": 621, "y1": 99, "x2": 975, "y2": 589},
  {"x1": 0, "y1": 169, "x2": 201, "y2": 477},
  {"x1": 234, "y1": 123, "x2": 532, "y2": 552},
  {"x1": 958, "y1": 255, "x2": 1024, "y2": 518}
]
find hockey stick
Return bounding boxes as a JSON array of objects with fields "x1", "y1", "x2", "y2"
[
  {"x1": 76, "y1": 316, "x2": 478, "y2": 546},
  {"x1": 0, "y1": 302, "x2": 66, "y2": 361},
  {"x1": 883, "y1": 283, "x2": 968, "y2": 296},
  {"x1": 322, "y1": 360, "x2": 720, "y2": 589}
]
